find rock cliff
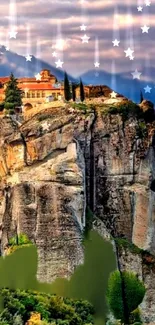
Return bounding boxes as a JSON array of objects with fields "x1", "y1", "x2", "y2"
[{"x1": 0, "y1": 100, "x2": 155, "y2": 322}]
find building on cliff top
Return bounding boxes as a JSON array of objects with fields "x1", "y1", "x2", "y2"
[
  {"x1": 0, "y1": 69, "x2": 65, "y2": 110},
  {"x1": 0, "y1": 69, "x2": 119, "y2": 111}
]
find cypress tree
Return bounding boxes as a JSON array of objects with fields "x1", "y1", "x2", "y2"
[
  {"x1": 80, "y1": 78, "x2": 85, "y2": 102},
  {"x1": 4, "y1": 72, "x2": 23, "y2": 114},
  {"x1": 64, "y1": 71, "x2": 71, "y2": 101},
  {"x1": 72, "y1": 82, "x2": 76, "y2": 102},
  {"x1": 140, "y1": 90, "x2": 144, "y2": 103}
]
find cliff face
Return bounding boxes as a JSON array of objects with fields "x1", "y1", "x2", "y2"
[{"x1": 0, "y1": 102, "x2": 155, "y2": 322}]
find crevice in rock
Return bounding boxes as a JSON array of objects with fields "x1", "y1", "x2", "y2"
[
  {"x1": 20, "y1": 132, "x2": 28, "y2": 166},
  {"x1": 150, "y1": 180, "x2": 155, "y2": 192},
  {"x1": 89, "y1": 107, "x2": 98, "y2": 213}
]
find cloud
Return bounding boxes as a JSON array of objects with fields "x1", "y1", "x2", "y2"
[{"x1": 0, "y1": 0, "x2": 154, "y2": 77}]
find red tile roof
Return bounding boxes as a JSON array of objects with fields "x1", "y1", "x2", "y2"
[
  {"x1": 0, "y1": 77, "x2": 10, "y2": 83},
  {"x1": 19, "y1": 83, "x2": 62, "y2": 90}
]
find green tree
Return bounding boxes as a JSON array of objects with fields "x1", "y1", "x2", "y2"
[
  {"x1": 13, "y1": 313, "x2": 23, "y2": 325},
  {"x1": 71, "y1": 83, "x2": 76, "y2": 102},
  {"x1": 64, "y1": 72, "x2": 71, "y2": 101},
  {"x1": 140, "y1": 90, "x2": 144, "y2": 104},
  {"x1": 4, "y1": 72, "x2": 23, "y2": 114},
  {"x1": 79, "y1": 79, "x2": 85, "y2": 102},
  {"x1": 106, "y1": 270, "x2": 146, "y2": 325}
]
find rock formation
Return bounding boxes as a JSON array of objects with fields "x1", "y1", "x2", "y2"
[{"x1": 0, "y1": 100, "x2": 155, "y2": 322}]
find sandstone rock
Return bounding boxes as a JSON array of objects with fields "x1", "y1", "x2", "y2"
[{"x1": 0, "y1": 103, "x2": 155, "y2": 321}]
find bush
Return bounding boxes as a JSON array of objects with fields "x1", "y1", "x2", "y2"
[
  {"x1": 8, "y1": 234, "x2": 32, "y2": 246},
  {"x1": 106, "y1": 270, "x2": 146, "y2": 324},
  {"x1": 108, "y1": 102, "x2": 144, "y2": 121},
  {"x1": 114, "y1": 238, "x2": 142, "y2": 255}
]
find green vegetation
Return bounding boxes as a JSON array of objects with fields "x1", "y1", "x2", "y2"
[
  {"x1": 8, "y1": 234, "x2": 32, "y2": 247},
  {"x1": 108, "y1": 102, "x2": 144, "y2": 121},
  {"x1": 136, "y1": 121, "x2": 148, "y2": 139},
  {"x1": 140, "y1": 91, "x2": 144, "y2": 104},
  {"x1": 0, "y1": 231, "x2": 116, "y2": 325},
  {"x1": 71, "y1": 102, "x2": 87, "y2": 113},
  {"x1": 4, "y1": 73, "x2": 23, "y2": 114},
  {"x1": 0, "y1": 289, "x2": 94, "y2": 325},
  {"x1": 114, "y1": 238, "x2": 143, "y2": 255},
  {"x1": 106, "y1": 270, "x2": 146, "y2": 325},
  {"x1": 107, "y1": 101, "x2": 155, "y2": 123},
  {"x1": 64, "y1": 72, "x2": 72, "y2": 102},
  {"x1": 80, "y1": 79, "x2": 85, "y2": 102}
]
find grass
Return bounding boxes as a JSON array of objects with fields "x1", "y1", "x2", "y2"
[{"x1": 114, "y1": 238, "x2": 143, "y2": 255}]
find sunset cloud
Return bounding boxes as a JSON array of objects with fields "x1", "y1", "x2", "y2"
[{"x1": 0, "y1": 0, "x2": 154, "y2": 77}]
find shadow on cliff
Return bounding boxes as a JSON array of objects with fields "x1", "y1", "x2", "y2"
[{"x1": 0, "y1": 231, "x2": 116, "y2": 325}]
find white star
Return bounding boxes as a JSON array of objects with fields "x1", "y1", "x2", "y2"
[
  {"x1": 5, "y1": 46, "x2": 10, "y2": 51},
  {"x1": 124, "y1": 48, "x2": 134, "y2": 58},
  {"x1": 8, "y1": 29, "x2": 18, "y2": 39},
  {"x1": 144, "y1": 85, "x2": 152, "y2": 93},
  {"x1": 137, "y1": 6, "x2": 143, "y2": 11},
  {"x1": 25, "y1": 54, "x2": 32, "y2": 61},
  {"x1": 35, "y1": 73, "x2": 42, "y2": 81},
  {"x1": 94, "y1": 62, "x2": 100, "y2": 68},
  {"x1": 55, "y1": 59, "x2": 64, "y2": 68},
  {"x1": 129, "y1": 55, "x2": 134, "y2": 60},
  {"x1": 112, "y1": 39, "x2": 120, "y2": 46},
  {"x1": 80, "y1": 24, "x2": 87, "y2": 31},
  {"x1": 52, "y1": 51, "x2": 57, "y2": 57},
  {"x1": 81, "y1": 34, "x2": 90, "y2": 43},
  {"x1": 141, "y1": 25, "x2": 150, "y2": 33},
  {"x1": 145, "y1": 0, "x2": 151, "y2": 6},
  {"x1": 95, "y1": 72, "x2": 99, "y2": 77},
  {"x1": 110, "y1": 91, "x2": 117, "y2": 98},
  {"x1": 131, "y1": 69, "x2": 142, "y2": 79}
]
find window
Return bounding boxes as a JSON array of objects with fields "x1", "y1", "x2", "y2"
[
  {"x1": 32, "y1": 92, "x2": 35, "y2": 98},
  {"x1": 42, "y1": 91, "x2": 45, "y2": 97},
  {"x1": 27, "y1": 92, "x2": 30, "y2": 98},
  {"x1": 37, "y1": 92, "x2": 40, "y2": 98}
]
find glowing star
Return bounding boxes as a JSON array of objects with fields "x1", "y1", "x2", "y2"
[
  {"x1": 55, "y1": 59, "x2": 64, "y2": 68},
  {"x1": 80, "y1": 24, "x2": 87, "y2": 31},
  {"x1": 137, "y1": 6, "x2": 143, "y2": 11},
  {"x1": 124, "y1": 48, "x2": 134, "y2": 58},
  {"x1": 35, "y1": 73, "x2": 42, "y2": 81},
  {"x1": 145, "y1": 0, "x2": 151, "y2": 6},
  {"x1": 95, "y1": 72, "x2": 99, "y2": 77},
  {"x1": 94, "y1": 62, "x2": 100, "y2": 68},
  {"x1": 52, "y1": 51, "x2": 57, "y2": 57},
  {"x1": 131, "y1": 69, "x2": 142, "y2": 79},
  {"x1": 141, "y1": 25, "x2": 150, "y2": 33},
  {"x1": 110, "y1": 91, "x2": 117, "y2": 99},
  {"x1": 81, "y1": 34, "x2": 90, "y2": 43},
  {"x1": 8, "y1": 29, "x2": 18, "y2": 39},
  {"x1": 25, "y1": 54, "x2": 32, "y2": 61},
  {"x1": 144, "y1": 85, "x2": 152, "y2": 93},
  {"x1": 5, "y1": 46, "x2": 10, "y2": 51},
  {"x1": 112, "y1": 39, "x2": 120, "y2": 46},
  {"x1": 129, "y1": 55, "x2": 134, "y2": 60}
]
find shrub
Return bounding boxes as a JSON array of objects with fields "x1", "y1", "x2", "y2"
[
  {"x1": 106, "y1": 270, "x2": 146, "y2": 324},
  {"x1": 8, "y1": 234, "x2": 32, "y2": 246}
]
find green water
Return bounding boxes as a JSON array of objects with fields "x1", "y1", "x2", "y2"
[{"x1": 0, "y1": 230, "x2": 116, "y2": 325}]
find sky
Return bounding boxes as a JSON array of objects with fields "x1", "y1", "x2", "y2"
[{"x1": 0, "y1": 0, "x2": 154, "y2": 77}]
